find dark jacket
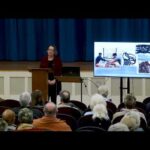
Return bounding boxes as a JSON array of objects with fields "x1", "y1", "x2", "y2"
[{"x1": 40, "y1": 55, "x2": 62, "y2": 76}]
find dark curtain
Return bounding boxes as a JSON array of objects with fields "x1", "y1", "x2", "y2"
[{"x1": 0, "y1": 19, "x2": 150, "y2": 62}]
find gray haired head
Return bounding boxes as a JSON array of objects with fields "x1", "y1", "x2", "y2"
[
  {"x1": 108, "y1": 122, "x2": 129, "y2": 131},
  {"x1": 18, "y1": 108, "x2": 33, "y2": 124},
  {"x1": 19, "y1": 91, "x2": 31, "y2": 107}
]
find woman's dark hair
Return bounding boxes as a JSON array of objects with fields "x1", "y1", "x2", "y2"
[{"x1": 31, "y1": 90, "x2": 43, "y2": 106}]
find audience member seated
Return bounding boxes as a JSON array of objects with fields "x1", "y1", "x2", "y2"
[
  {"x1": 112, "y1": 93, "x2": 147, "y2": 124},
  {"x1": 97, "y1": 85, "x2": 117, "y2": 114},
  {"x1": 0, "y1": 118, "x2": 8, "y2": 131},
  {"x1": 97, "y1": 85, "x2": 112, "y2": 102},
  {"x1": 84, "y1": 93, "x2": 106, "y2": 116},
  {"x1": 2, "y1": 109, "x2": 16, "y2": 131},
  {"x1": 32, "y1": 102, "x2": 72, "y2": 131},
  {"x1": 108, "y1": 122, "x2": 129, "y2": 131},
  {"x1": 31, "y1": 89, "x2": 44, "y2": 107},
  {"x1": 97, "y1": 85, "x2": 117, "y2": 115},
  {"x1": 58, "y1": 90, "x2": 83, "y2": 114},
  {"x1": 78, "y1": 104, "x2": 111, "y2": 130},
  {"x1": 120, "y1": 111, "x2": 144, "y2": 131},
  {"x1": 17, "y1": 108, "x2": 34, "y2": 130},
  {"x1": 12, "y1": 91, "x2": 43, "y2": 119},
  {"x1": 92, "y1": 104, "x2": 111, "y2": 130}
]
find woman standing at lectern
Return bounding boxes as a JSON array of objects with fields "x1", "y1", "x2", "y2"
[{"x1": 40, "y1": 45, "x2": 62, "y2": 104}]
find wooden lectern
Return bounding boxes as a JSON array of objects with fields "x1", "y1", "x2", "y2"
[{"x1": 30, "y1": 68, "x2": 51, "y2": 103}]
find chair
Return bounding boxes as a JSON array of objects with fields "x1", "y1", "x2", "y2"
[
  {"x1": 57, "y1": 113, "x2": 78, "y2": 131},
  {"x1": 140, "y1": 117, "x2": 147, "y2": 131},
  {"x1": 135, "y1": 101, "x2": 146, "y2": 111},
  {"x1": 0, "y1": 106, "x2": 10, "y2": 116},
  {"x1": 107, "y1": 108, "x2": 113, "y2": 121},
  {"x1": 117, "y1": 101, "x2": 146, "y2": 112},
  {"x1": 0, "y1": 99, "x2": 20, "y2": 108},
  {"x1": 78, "y1": 114, "x2": 111, "y2": 130},
  {"x1": 78, "y1": 115, "x2": 95, "y2": 127},
  {"x1": 106, "y1": 101, "x2": 117, "y2": 114},
  {"x1": 58, "y1": 107, "x2": 81, "y2": 120},
  {"x1": 31, "y1": 107, "x2": 44, "y2": 119},
  {"x1": 69, "y1": 100, "x2": 87, "y2": 111},
  {"x1": 117, "y1": 103, "x2": 125, "y2": 111},
  {"x1": 111, "y1": 115, "x2": 124, "y2": 124},
  {"x1": 135, "y1": 107, "x2": 146, "y2": 117},
  {"x1": 143, "y1": 97, "x2": 150, "y2": 105},
  {"x1": 76, "y1": 126, "x2": 106, "y2": 132}
]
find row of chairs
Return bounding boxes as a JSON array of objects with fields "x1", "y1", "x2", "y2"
[
  {"x1": 0, "y1": 99, "x2": 20, "y2": 108},
  {"x1": 0, "y1": 99, "x2": 88, "y2": 110},
  {"x1": 1, "y1": 96, "x2": 150, "y2": 109},
  {"x1": 57, "y1": 113, "x2": 109, "y2": 131}
]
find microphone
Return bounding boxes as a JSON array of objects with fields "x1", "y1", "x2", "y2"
[{"x1": 83, "y1": 80, "x2": 87, "y2": 88}]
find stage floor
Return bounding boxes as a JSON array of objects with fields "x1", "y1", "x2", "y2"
[{"x1": 0, "y1": 61, "x2": 93, "y2": 71}]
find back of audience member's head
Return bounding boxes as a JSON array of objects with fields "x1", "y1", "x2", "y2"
[
  {"x1": 31, "y1": 89, "x2": 43, "y2": 106},
  {"x1": 18, "y1": 108, "x2": 33, "y2": 124},
  {"x1": 108, "y1": 122, "x2": 129, "y2": 131},
  {"x1": 19, "y1": 91, "x2": 31, "y2": 107},
  {"x1": 2, "y1": 109, "x2": 16, "y2": 125},
  {"x1": 0, "y1": 118, "x2": 8, "y2": 131},
  {"x1": 43, "y1": 102, "x2": 57, "y2": 117},
  {"x1": 59, "y1": 90, "x2": 70, "y2": 103},
  {"x1": 120, "y1": 110, "x2": 141, "y2": 131},
  {"x1": 92, "y1": 104, "x2": 109, "y2": 120},
  {"x1": 97, "y1": 85, "x2": 109, "y2": 98},
  {"x1": 90, "y1": 93, "x2": 106, "y2": 110},
  {"x1": 124, "y1": 93, "x2": 136, "y2": 109}
]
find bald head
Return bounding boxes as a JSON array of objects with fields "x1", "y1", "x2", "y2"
[
  {"x1": 2, "y1": 109, "x2": 16, "y2": 125},
  {"x1": 43, "y1": 102, "x2": 57, "y2": 116}
]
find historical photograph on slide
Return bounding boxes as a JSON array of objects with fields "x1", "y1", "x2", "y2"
[{"x1": 94, "y1": 42, "x2": 150, "y2": 78}]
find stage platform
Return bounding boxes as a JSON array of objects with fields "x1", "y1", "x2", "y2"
[{"x1": 0, "y1": 61, "x2": 93, "y2": 71}]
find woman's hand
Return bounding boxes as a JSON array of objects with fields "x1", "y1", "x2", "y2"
[{"x1": 48, "y1": 79, "x2": 56, "y2": 85}]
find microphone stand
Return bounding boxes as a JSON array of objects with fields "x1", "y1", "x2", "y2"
[{"x1": 83, "y1": 78, "x2": 99, "y2": 88}]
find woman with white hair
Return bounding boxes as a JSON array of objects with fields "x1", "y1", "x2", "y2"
[
  {"x1": 84, "y1": 93, "x2": 106, "y2": 116},
  {"x1": 92, "y1": 104, "x2": 111, "y2": 130},
  {"x1": 90, "y1": 94, "x2": 106, "y2": 110},
  {"x1": 97, "y1": 85, "x2": 112, "y2": 102},
  {"x1": 108, "y1": 122, "x2": 129, "y2": 131},
  {"x1": 120, "y1": 110, "x2": 144, "y2": 131},
  {"x1": 97, "y1": 85, "x2": 108, "y2": 98}
]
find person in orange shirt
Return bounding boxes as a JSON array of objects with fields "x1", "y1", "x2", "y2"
[{"x1": 32, "y1": 102, "x2": 72, "y2": 131}]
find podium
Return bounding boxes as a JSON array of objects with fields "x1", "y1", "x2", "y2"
[
  {"x1": 55, "y1": 76, "x2": 83, "y2": 102},
  {"x1": 30, "y1": 68, "x2": 51, "y2": 103}
]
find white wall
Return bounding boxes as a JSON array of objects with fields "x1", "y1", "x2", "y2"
[{"x1": 0, "y1": 70, "x2": 150, "y2": 107}]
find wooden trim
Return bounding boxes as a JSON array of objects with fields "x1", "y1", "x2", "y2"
[{"x1": 0, "y1": 61, "x2": 93, "y2": 71}]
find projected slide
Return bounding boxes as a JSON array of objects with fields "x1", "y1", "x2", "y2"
[{"x1": 94, "y1": 42, "x2": 150, "y2": 78}]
